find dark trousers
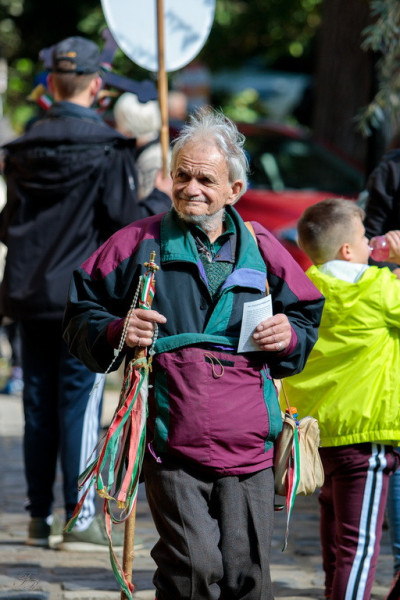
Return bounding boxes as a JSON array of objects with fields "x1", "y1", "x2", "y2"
[
  {"x1": 319, "y1": 443, "x2": 398, "y2": 600},
  {"x1": 143, "y1": 454, "x2": 275, "y2": 600},
  {"x1": 20, "y1": 319, "x2": 102, "y2": 524}
]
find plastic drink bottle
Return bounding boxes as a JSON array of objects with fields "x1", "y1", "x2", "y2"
[{"x1": 369, "y1": 235, "x2": 390, "y2": 261}]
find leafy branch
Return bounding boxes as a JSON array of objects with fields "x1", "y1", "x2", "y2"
[{"x1": 357, "y1": 0, "x2": 400, "y2": 136}]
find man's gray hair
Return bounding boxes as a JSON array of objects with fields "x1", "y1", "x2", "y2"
[{"x1": 171, "y1": 107, "x2": 249, "y2": 200}]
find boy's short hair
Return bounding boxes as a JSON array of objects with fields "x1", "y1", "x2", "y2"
[
  {"x1": 297, "y1": 197, "x2": 365, "y2": 265},
  {"x1": 50, "y1": 36, "x2": 100, "y2": 100}
]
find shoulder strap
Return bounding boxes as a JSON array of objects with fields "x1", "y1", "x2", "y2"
[
  {"x1": 244, "y1": 220, "x2": 257, "y2": 242},
  {"x1": 245, "y1": 221, "x2": 270, "y2": 296}
]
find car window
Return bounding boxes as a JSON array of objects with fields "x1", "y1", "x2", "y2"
[
  {"x1": 259, "y1": 153, "x2": 285, "y2": 191},
  {"x1": 245, "y1": 134, "x2": 364, "y2": 195}
]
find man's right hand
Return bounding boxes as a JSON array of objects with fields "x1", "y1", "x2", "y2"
[{"x1": 125, "y1": 308, "x2": 167, "y2": 348}]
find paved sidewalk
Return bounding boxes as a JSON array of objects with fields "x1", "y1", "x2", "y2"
[{"x1": 0, "y1": 390, "x2": 394, "y2": 600}]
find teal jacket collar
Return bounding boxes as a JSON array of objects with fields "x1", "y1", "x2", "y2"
[{"x1": 160, "y1": 207, "x2": 267, "y2": 294}]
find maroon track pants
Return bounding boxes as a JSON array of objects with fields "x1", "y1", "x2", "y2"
[{"x1": 319, "y1": 443, "x2": 398, "y2": 600}]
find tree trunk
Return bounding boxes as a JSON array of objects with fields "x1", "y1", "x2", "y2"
[{"x1": 312, "y1": 0, "x2": 375, "y2": 171}]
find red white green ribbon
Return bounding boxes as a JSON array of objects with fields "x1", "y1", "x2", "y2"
[{"x1": 282, "y1": 424, "x2": 300, "y2": 551}]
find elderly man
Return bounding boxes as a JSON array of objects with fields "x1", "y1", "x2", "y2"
[{"x1": 63, "y1": 108, "x2": 324, "y2": 600}]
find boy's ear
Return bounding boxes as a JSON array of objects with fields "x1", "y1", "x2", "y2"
[
  {"x1": 337, "y1": 242, "x2": 352, "y2": 261},
  {"x1": 90, "y1": 76, "x2": 103, "y2": 97}
]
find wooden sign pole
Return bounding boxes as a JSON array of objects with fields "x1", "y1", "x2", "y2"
[{"x1": 157, "y1": 0, "x2": 170, "y2": 177}]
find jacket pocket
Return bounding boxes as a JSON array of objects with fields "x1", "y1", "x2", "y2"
[
  {"x1": 150, "y1": 346, "x2": 279, "y2": 470},
  {"x1": 152, "y1": 347, "x2": 212, "y2": 463}
]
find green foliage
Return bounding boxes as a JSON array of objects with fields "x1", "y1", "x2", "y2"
[
  {"x1": 203, "y1": 0, "x2": 322, "y2": 70},
  {"x1": 358, "y1": 0, "x2": 400, "y2": 136},
  {"x1": 6, "y1": 56, "x2": 36, "y2": 132},
  {"x1": 219, "y1": 88, "x2": 269, "y2": 123}
]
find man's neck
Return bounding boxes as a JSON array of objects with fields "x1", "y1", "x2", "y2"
[
  {"x1": 178, "y1": 208, "x2": 226, "y2": 243},
  {"x1": 207, "y1": 223, "x2": 225, "y2": 244},
  {"x1": 53, "y1": 91, "x2": 94, "y2": 108}
]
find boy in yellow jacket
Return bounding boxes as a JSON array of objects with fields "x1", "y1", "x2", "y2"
[{"x1": 282, "y1": 197, "x2": 400, "y2": 600}]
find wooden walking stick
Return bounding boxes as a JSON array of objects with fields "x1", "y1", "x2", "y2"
[
  {"x1": 121, "y1": 252, "x2": 159, "y2": 599},
  {"x1": 121, "y1": 514, "x2": 136, "y2": 598},
  {"x1": 120, "y1": 346, "x2": 145, "y2": 600}
]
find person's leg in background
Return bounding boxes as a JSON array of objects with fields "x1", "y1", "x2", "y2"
[
  {"x1": 20, "y1": 319, "x2": 61, "y2": 546},
  {"x1": 385, "y1": 448, "x2": 400, "y2": 600},
  {"x1": 21, "y1": 318, "x2": 118, "y2": 550},
  {"x1": 57, "y1": 337, "x2": 126, "y2": 552},
  {"x1": 57, "y1": 337, "x2": 100, "y2": 527},
  {"x1": 1, "y1": 318, "x2": 24, "y2": 394}
]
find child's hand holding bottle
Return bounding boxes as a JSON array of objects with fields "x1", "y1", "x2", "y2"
[
  {"x1": 369, "y1": 231, "x2": 400, "y2": 264},
  {"x1": 385, "y1": 231, "x2": 400, "y2": 264}
]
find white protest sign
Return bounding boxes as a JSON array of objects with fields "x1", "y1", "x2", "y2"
[{"x1": 100, "y1": 0, "x2": 216, "y2": 73}]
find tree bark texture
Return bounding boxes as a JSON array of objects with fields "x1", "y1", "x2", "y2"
[{"x1": 312, "y1": 0, "x2": 373, "y2": 168}]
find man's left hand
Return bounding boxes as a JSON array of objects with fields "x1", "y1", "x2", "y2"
[{"x1": 252, "y1": 314, "x2": 292, "y2": 352}]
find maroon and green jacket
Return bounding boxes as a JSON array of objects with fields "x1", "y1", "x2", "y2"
[{"x1": 63, "y1": 207, "x2": 324, "y2": 475}]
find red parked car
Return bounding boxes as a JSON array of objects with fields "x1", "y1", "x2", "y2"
[{"x1": 235, "y1": 121, "x2": 365, "y2": 269}]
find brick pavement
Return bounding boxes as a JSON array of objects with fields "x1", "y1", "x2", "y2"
[{"x1": 0, "y1": 390, "x2": 394, "y2": 600}]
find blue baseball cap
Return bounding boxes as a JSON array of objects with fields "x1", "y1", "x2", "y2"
[{"x1": 52, "y1": 36, "x2": 100, "y2": 75}]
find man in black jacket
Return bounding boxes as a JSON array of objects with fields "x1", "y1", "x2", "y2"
[
  {"x1": 364, "y1": 148, "x2": 400, "y2": 277},
  {"x1": 0, "y1": 36, "x2": 170, "y2": 551}
]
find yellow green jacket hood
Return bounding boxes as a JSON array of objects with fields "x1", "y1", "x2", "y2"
[{"x1": 281, "y1": 264, "x2": 400, "y2": 447}]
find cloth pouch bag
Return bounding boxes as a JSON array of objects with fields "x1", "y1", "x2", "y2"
[{"x1": 274, "y1": 410, "x2": 324, "y2": 497}]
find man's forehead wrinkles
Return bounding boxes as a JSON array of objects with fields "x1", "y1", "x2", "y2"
[{"x1": 178, "y1": 157, "x2": 219, "y2": 177}]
